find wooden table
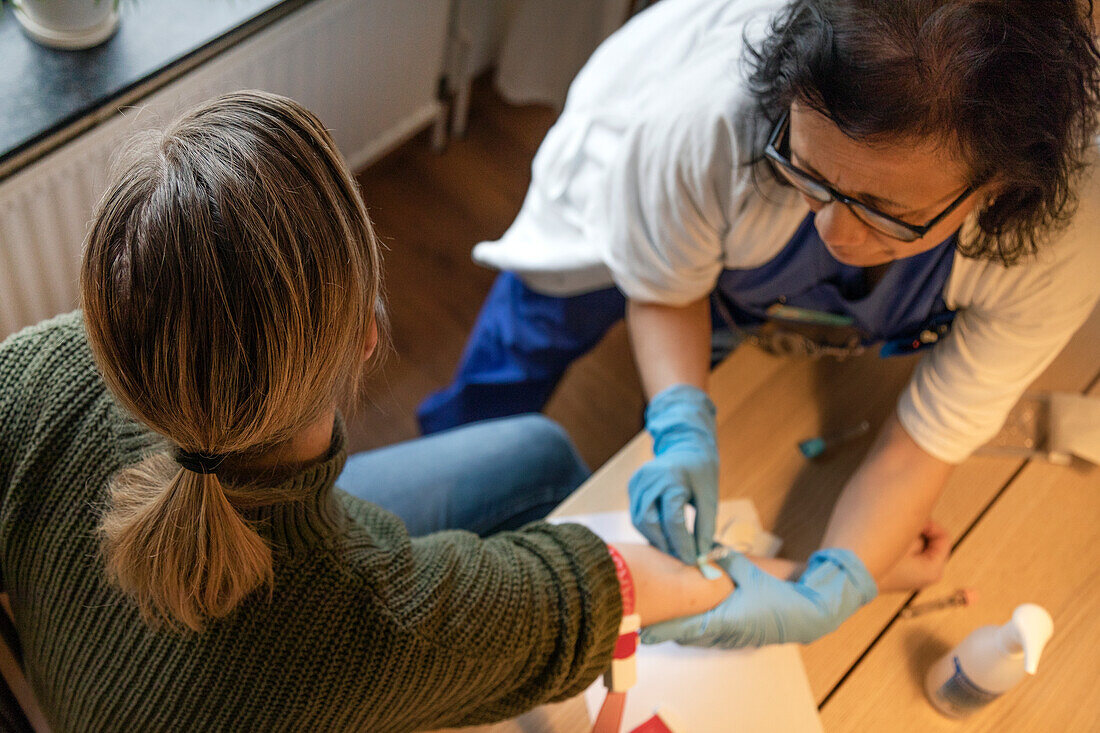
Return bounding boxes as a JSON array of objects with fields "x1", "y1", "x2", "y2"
[{"x1": 442, "y1": 303, "x2": 1100, "y2": 733}]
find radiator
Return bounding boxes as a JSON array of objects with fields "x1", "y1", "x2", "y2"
[{"x1": 0, "y1": 0, "x2": 448, "y2": 340}]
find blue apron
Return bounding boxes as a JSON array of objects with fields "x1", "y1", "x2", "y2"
[
  {"x1": 417, "y1": 213, "x2": 958, "y2": 433},
  {"x1": 715, "y1": 213, "x2": 957, "y2": 356}
]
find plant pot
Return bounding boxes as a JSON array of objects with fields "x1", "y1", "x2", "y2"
[{"x1": 13, "y1": 0, "x2": 119, "y2": 50}]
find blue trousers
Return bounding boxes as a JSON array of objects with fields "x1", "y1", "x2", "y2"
[
  {"x1": 417, "y1": 272, "x2": 738, "y2": 435},
  {"x1": 417, "y1": 272, "x2": 627, "y2": 434},
  {"x1": 336, "y1": 414, "x2": 590, "y2": 536}
]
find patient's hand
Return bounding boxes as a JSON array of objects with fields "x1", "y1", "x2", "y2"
[{"x1": 876, "y1": 520, "x2": 950, "y2": 593}]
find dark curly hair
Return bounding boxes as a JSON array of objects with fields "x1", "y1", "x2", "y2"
[{"x1": 746, "y1": 0, "x2": 1100, "y2": 265}]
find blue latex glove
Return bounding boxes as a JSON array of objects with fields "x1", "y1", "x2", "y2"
[
  {"x1": 628, "y1": 384, "x2": 718, "y2": 564},
  {"x1": 640, "y1": 548, "x2": 878, "y2": 648}
]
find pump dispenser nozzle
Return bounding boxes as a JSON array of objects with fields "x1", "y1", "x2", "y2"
[{"x1": 1006, "y1": 603, "x2": 1054, "y2": 674}]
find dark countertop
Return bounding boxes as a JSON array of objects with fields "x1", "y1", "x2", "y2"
[{"x1": 0, "y1": 0, "x2": 315, "y2": 179}]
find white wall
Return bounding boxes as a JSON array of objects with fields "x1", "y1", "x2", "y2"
[
  {"x1": 0, "y1": 0, "x2": 450, "y2": 339},
  {"x1": 448, "y1": 0, "x2": 630, "y2": 109}
]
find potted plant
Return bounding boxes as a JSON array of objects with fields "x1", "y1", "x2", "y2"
[{"x1": 10, "y1": 0, "x2": 120, "y2": 50}]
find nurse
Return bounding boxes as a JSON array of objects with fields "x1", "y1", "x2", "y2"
[{"x1": 419, "y1": 0, "x2": 1100, "y2": 644}]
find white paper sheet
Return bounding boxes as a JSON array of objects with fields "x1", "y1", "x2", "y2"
[{"x1": 550, "y1": 503, "x2": 823, "y2": 733}]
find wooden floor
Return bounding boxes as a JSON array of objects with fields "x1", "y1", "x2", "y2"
[{"x1": 345, "y1": 80, "x2": 645, "y2": 469}]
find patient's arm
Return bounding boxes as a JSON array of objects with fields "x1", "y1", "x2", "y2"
[
  {"x1": 615, "y1": 543, "x2": 799, "y2": 626},
  {"x1": 820, "y1": 412, "x2": 953, "y2": 580}
]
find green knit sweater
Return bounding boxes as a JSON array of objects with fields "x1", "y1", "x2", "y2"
[{"x1": 0, "y1": 312, "x2": 621, "y2": 732}]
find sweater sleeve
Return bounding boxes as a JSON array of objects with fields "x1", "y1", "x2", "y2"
[
  {"x1": 0, "y1": 311, "x2": 90, "y2": 501},
  {"x1": 337, "y1": 494, "x2": 621, "y2": 727},
  {"x1": 416, "y1": 523, "x2": 622, "y2": 725}
]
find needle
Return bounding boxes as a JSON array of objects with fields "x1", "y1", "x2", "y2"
[{"x1": 798, "y1": 420, "x2": 871, "y2": 458}]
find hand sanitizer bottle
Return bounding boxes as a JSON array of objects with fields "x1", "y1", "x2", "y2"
[{"x1": 924, "y1": 603, "x2": 1054, "y2": 718}]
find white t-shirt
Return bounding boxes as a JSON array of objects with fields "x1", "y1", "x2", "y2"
[{"x1": 473, "y1": 0, "x2": 1100, "y2": 463}]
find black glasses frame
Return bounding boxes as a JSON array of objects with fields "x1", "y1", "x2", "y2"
[{"x1": 764, "y1": 111, "x2": 976, "y2": 242}]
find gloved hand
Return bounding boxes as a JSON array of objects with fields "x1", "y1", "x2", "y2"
[
  {"x1": 628, "y1": 384, "x2": 718, "y2": 564},
  {"x1": 640, "y1": 548, "x2": 878, "y2": 648}
]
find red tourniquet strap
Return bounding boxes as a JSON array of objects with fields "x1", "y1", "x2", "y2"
[
  {"x1": 606, "y1": 544, "x2": 636, "y2": 614},
  {"x1": 593, "y1": 545, "x2": 639, "y2": 733}
]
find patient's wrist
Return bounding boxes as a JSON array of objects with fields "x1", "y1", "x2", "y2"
[{"x1": 615, "y1": 543, "x2": 733, "y2": 627}]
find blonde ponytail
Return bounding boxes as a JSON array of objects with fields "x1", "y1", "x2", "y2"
[
  {"x1": 82, "y1": 91, "x2": 385, "y2": 631},
  {"x1": 100, "y1": 455, "x2": 272, "y2": 631}
]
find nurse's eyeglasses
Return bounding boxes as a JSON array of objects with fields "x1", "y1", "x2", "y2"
[{"x1": 764, "y1": 111, "x2": 976, "y2": 243}]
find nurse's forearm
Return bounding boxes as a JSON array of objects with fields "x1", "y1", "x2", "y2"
[
  {"x1": 626, "y1": 297, "x2": 712, "y2": 399},
  {"x1": 820, "y1": 412, "x2": 953, "y2": 579}
]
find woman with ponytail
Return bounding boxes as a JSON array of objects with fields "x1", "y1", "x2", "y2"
[{"x1": 0, "y1": 91, "x2": 796, "y2": 731}]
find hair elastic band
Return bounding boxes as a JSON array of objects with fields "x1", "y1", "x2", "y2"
[{"x1": 175, "y1": 449, "x2": 228, "y2": 475}]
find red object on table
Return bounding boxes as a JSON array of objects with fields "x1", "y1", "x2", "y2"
[{"x1": 629, "y1": 714, "x2": 676, "y2": 733}]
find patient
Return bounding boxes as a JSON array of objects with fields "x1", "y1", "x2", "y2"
[{"x1": 0, "y1": 91, "x2": 815, "y2": 730}]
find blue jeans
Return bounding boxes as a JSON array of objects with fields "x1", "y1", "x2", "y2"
[{"x1": 336, "y1": 414, "x2": 590, "y2": 536}]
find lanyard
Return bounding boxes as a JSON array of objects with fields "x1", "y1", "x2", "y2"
[{"x1": 711, "y1": 290, "x2": 867, "y2": 361}]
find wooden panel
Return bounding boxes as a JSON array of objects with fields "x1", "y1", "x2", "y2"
[{"x1": 820, "y1": 380, "x2": 1100, "y2": 731}]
